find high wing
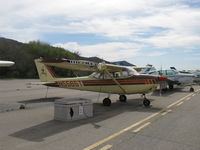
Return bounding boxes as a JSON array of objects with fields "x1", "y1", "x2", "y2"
[
  {"x1": 40, "y1": 58, "x2": 98, "y2": 72},
  {"x1": 97, "y1": 62, "x2": 131, "y2": 72},
  {"x1": 38, "y1": 58, "x2": 137, "y2": 73}
]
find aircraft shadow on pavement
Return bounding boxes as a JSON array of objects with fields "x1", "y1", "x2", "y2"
[
  {"x1": 18, "y1": 97, "x2": 63, "y2": 104},
  {"x1": 10, "y1": 99, "x2": 162, "y2": 142},
  {"x1": 152, "y1": 88, "x2": 191, "y2": 97}
]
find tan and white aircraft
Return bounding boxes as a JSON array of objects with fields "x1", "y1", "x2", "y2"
[{"x1": 34, "y1": 58, "x2": 167, "y2": 107}]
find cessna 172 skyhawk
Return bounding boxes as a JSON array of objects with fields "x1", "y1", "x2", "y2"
[{"x1": 34, "y1": 58, "x2": 167, "y2": 107}]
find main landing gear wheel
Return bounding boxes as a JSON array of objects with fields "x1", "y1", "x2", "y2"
[
  {"x1": 190, "y1": 87, "x2": 194, "y2": 92},
  {"x1": 119, "y1": 95, "x2": 127, "y2": 102},
  {"x1": 143, "y1": 98, "x2": 150, "y2": 107},
  {"x1": 169, "y1": 84, "x2": 174, "y2": 90},
  {"x1": 103, "y1": 98, "x2": 111, "y2": 106}
]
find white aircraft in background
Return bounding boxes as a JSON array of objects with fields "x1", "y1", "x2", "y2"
[
  {"x1": 0, "y1": 61, "x2": 15, "y2": 67},
  {"x1": 134, "y1": 64, "x2": 156, "y2": 74},
  {"x1": 149, "y1": 67, "x2": 195, "y2": 92}
]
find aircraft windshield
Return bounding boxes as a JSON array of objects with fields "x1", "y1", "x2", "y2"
[
  {"x1": 89, "y1": 67, "x2": 138, "y2": 79},
  {"x1": 149, "y1": 69, "x2": 179, "y2": 75}
]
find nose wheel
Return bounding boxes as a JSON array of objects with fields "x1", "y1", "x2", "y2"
[
  {"x1": 169, "y1": 84, "x2": 174, "y2": 90},
  {"x1": 142, "y1": 94, "x2": 151, "y2": 107},
  {"x1": 119, "y1": 95, "x2": 127, "y2": 102},
  {"x1": 190, "y1": 87, "x2": 194, "y2": 92},
  {"x1": 103, "y1": 98, "x2": 111, "y2": 106}
]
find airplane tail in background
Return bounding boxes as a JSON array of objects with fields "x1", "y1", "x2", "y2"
[
  {"x1": 140, "y1": 64, "x2": 156, "y2": 74},
  {"x1": 170, "y1": 67, "x2": 176, "y2": 70},
  {"x1": 34, "y1": 58, "x2": 56, "y2": 82}
]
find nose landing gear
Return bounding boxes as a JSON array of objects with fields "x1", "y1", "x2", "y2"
[
  {"x1": 190, "y1": 87, "x2": 194, "y2": 92},
  {"x1": 142, "y1": 94, "x2": 151, "y2": 107}
]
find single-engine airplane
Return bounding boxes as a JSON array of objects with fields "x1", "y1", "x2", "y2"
[{"x1": 34, "y1": 58, "x2": 167, "y2": 107}]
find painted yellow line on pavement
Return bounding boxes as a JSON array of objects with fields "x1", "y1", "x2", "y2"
[
  {"x1": 176, "y1": 101, "x2": 184, "y2": 106},
  {"x1": 132, "y1": 122, "x2": 151, "y2": 133},
  {"x1": 161, "y1": 109, "x2": 172, "y2": 116},
  {"x1": 167, "y1": 93, "x2": 193, "y2": 108},
  {"x1": 83, "y1": 90, "x2": 200, "y2": 150},
  {"x1": 83, "y1": 111, "x2": 162, "y2": 150},
  {"x1": 99, "y1": 145, "x2": 112, "y2": 150},
  {"x1": 168, "y1": 109, "x2": 172, "y2": 112},
  {"x1": 186, "y1": 97, "x2": 191, "y2": 101},
  {"x1": 161, "y1": 112, "x2": 168, "y2": 116}
]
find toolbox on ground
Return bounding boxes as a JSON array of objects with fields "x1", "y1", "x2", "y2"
[{"x1": 54, "y1": 98, "x2": 93, "y2": 121}]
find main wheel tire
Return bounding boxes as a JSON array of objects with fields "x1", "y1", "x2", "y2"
[
  {"x1": 103, "y1": 98, "x2": 111, "y2": 106},
  {"x1": 119, "y1": 95, "x2": 127, "y2": 102},
  {"x1": 169, "y1": 84, "x2": 174, "y2": 90},
  {"x1": 190, "y1": 87, "x2": 194, "y2": 92},
  {"x1": 143, "y1": 99, "x2": 150, "y2": 107}
]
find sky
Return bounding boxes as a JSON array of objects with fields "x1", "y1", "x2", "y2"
[{"x1": 0, "y1": 0, "x2": 200, "y2": 70}]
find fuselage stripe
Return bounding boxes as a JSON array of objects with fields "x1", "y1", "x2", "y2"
[{"x1": 82, "y1": 79, "x2": 157, "y2": 86}]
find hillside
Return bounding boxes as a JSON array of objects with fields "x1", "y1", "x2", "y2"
[{"x1": 0, "y1": 38, "x2": 82, "y2": 78}]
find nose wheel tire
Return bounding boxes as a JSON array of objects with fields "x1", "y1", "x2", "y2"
[
  {"x1": 190, "y1": 87, "x2": 194, "y2": 92},
  {"x1": 103, "y1": 98, "x2": 111, "y2": 106},
  {"x1": 143, "y1": 99, "x2": 150, "y2": 107},
  {"x1": 119, "y1": 95, "x2": 127, "y2": 102}
]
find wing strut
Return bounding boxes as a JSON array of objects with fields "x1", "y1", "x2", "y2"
[{"x1": 104, "y1": 69, "x2": 127, "y2": 94}]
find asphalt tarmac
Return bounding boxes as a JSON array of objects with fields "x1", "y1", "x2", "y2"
[{"x1": 0, "y1": 79, "x2": 200, "y2": 150}]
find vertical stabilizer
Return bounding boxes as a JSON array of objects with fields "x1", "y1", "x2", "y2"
[{"x1": 34, "y1": 58, "x2": 56, "y2": 82}]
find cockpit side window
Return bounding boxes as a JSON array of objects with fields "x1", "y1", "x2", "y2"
[
  {"x1": 166, "y1": 70, "x2": 177, "y2": 75},
  {"x1": 172, "y1": 70, "x2": 179, "y2": 74},
  {"x1": 90, "y1": 67, "x2": 138, "y2": 79},
  {"x1": 90, "y1": 72, "x2": 114, "y2": 79},
  {"x1": 113, "y1": 72, "x2": 120, "y2": 78}
]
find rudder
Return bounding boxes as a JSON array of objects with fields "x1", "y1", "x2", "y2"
[{"x1": 34, "y1": 58, "x2": 56, "y2": 82}]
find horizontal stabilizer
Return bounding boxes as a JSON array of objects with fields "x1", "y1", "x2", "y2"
[{"x1": 26, "y1": 82, "x2": 55, "y2": 86}]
